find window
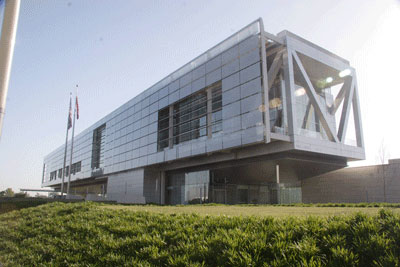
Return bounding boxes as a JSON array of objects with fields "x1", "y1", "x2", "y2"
[
  {"x1": 210, "y1": 83, "x2": 222, "y2": 134},
  {"x1": 269, "y1": 73, "x2": 285, "y2": 133},
  {"x1": 295, "y1": 84, "x2": 321, "y2": 134},
  {"x1": 58, "y1": 168, "x2": 63, "y2": 178},
  {"x1": 92, "y1": 124, "x2": 106, "y2": 169},
  {"x1": 65, "y1": 166, "x2": 69, "y2": 177},
  {"x1": 157, "y1": 108, "x2": 170, "y2": 151},
  {"x1": 166, "y1": 170, "x2": 210, "y2": 204},
  {"x1": 157, "y1": 81, "x2": 222, "y2": 151},
  {"x1": 71, "y1": 163, "x2": 75, "y2": 175},
  {"x1": 75, "y1": 161, "x2": 81, "y2": 173},
  {"x1": 173, "y1": 90, "x2": 207, "y2": 145},
  {"x1": 50, "y1": 171, "x2": 57, "y2": 181},
  {"x1": 71, "y1": 161, "x2": 81, "y2": 175}
]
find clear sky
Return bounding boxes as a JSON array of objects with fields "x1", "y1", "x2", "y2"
[{"x1": 0, "y1": 0, "x2": 399, "y2": 192}]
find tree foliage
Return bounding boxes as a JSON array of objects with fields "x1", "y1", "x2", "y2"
[{"x1": 0, "y1": 188, "x2": 14, "y2": 197}]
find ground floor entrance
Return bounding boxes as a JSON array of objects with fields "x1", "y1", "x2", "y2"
[{"x1": 165, "y1": 161, "x2": 302, "y2": 205}]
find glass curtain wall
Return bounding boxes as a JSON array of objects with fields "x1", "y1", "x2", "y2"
[
  {"x1": 269, "y1": 73, "x2": 286, "y2": 134},
  {"x1": 157, "y1": 81, "x2": 222, "y2": 151},
  {"x1": 210, "y1": 83, "x2": 222, "y2": 135},
  {"x1": 166, "y1": 168, "x2": 302, "y2": 205},
  {"x1": 209, "y1": 173, "x2": 272, "y2": 204},
  {"x1": 92, "y1": 124, "x2": 106, "y2": 169},
  {"x1": 166, "y1": 170, "x2": 210, "y2": 205},
  {"x1": 157, "y1": 108, "x2": 169, "y2": 151},
  {"x1": 292, "y1": 52, "x2": 338, "y2": 141},
  {"x1": 266, "y1": 45, "x2": 287, "y2": 135},
  {"x1": 173, "y1": 91, "x2": 208, "y2": 144}
]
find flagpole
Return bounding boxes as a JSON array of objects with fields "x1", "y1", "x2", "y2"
[
  {"x1": 0, "y1": 0, "x2": 21, "y2": 140},
  {"x1": 67, "y1": 85, "x2": 78, "y2": 196},
  {"x1": 61, "y1": 93, "x2": 72, "y2": 197}
]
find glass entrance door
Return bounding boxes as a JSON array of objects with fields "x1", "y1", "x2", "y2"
[{"x1": 166, "y1": 170, "x2": 210, "y2": 204}]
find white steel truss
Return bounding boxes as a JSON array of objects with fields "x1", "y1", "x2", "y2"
[{"x1": 262, "y1": 32, "x2": 364, "y2": 150}]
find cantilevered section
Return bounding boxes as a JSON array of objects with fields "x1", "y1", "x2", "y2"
[{"x1": 41, "y1": 18, "x2": 364, "y2": 204}]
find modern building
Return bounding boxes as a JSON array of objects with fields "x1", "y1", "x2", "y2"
[{"x1": 41, "y1": 18, "x2": 364, "y2": 204}]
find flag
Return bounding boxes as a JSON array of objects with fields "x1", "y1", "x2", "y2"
[
  {"x1": 75, "y1": 95, "x2": 79, "y2": 120},
  {"x1": 67, "y1": 94, "x2": 72, "y2": 129}
]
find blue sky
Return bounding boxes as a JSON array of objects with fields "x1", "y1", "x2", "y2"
[{"x1": 0, "y1": 0, "x2": 399, "y2": 191}]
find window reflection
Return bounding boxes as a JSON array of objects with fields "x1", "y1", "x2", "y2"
[
  {"x1": 167, "y1": 170, "x2": 210, "y2": 205},
  {"x1": 157, "y1": 81, "x2": 222, "y2": 151},
  {"x1": 269, "y1": 73, "x2": 286, "y2": 134}
]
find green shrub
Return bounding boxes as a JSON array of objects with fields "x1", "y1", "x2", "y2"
[
  {"x1": 1, "y1": 202, "x2": 400, "y2": 266},
  {"x1": 0, "y1": 198, "x2": 50, "y2": 214}
]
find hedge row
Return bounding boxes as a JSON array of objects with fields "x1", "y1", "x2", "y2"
[
  {"x1": 2, "y1": 199, "x2": 398, "y2": 215},
  {"x1": 1, "y1": 202, "x2": 400, "y2": 266},
  {"x1": 114, "y1": 202, "x2": 400, "y2": 208},
  {"x1": 0, "y1": 198, "x2": 84, "y2": 214},
  {"x1": 0, "y1": 198, "x2": 51, "y2": 214},
  {"x1": 248, "y1": 202, "x2": 400, "y2": 208}
]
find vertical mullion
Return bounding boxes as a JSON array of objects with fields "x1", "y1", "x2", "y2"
[
  {"x1": 282, "y1": 46, "x2": 297, "y2": 142},
  {"x1": 259, "y1": 28, "x2": 271, "y2": 143},
  {"x1": 168, "y1": 105, "x2": 174, "y2": 148},
  {"x1": 207, "y1": 88, "x2": 212, "y2": 138}
]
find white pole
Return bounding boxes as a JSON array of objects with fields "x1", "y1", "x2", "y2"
[
  {"x1": 60, "y1": 121, "x2": 69, "y2": 196},
  {"x1": 0, "y1": 0, "x2": 21, "y2": 139},
  {"x1": 67, "y1": 86, "x2": 78, "y2": 196},
  {"x1": 61, "y1": 93, "x2": 72, "y2": 196}
]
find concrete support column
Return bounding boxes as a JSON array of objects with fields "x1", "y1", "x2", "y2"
[{"x1": 160, "y1": 171, "x2": 166, "y2": 205}]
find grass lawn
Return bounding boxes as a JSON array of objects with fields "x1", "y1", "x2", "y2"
[{"x1": 102, "y1": 204, "x2": 400, "y2": 217}]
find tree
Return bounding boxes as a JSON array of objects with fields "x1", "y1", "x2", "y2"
[{"x1": 3, "y1": 188, "x2": 14, "y2": 197}]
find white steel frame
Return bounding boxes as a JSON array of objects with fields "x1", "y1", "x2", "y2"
[{"x1": 260, "y1": 27, "x2": 364, "y2": 157}]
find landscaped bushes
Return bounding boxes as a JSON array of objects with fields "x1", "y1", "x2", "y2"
[
  {"x1": 1, "y1": 202, "x2": 400, "y2": 266},
  {"x1": 0, "y1": 197, "x2": 85, "y2": 214},
  {"x1": 0, "y1": 198, "x2": 52, "y2": 214}
]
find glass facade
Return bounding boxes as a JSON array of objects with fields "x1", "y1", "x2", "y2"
[
  {"x1": 43, "y1": 21, "x2": 267, "y2": 187},
  {"x1": 50, "y1": 170, "x2": 57, "y2": 181},
  {"x1": 173, "y1": 90, "x2": 207, "y2": 145},
  {"x1": 167, "y1": 170, "x2": 210, "y2": 205},
  {"x1": 157, "y1": 108, "x2": 169, "y2": 151},
  {"x1": 211, "y1": 83, "x2": 222, "y2": 134},
  {"x1": 70, "y1": 161, "x2": 81, "y2": 175},
  {"x1": 293, "y1": 52, "x2": 337, "y2": 140},
  {"x1": 266, "y1": 47, "x2": 287, "y2": 135},
  {"x1": 268, "y1": 73, "x2": 287, "y2": 134},
  {"x1": 91, "y1": 124, "x2": 106, "y2": 170},
  {"x1": 166, "y1": 167, "x2": 302, "y2": 205},
  {"x1": 208, "y1": 172, "x2": 282, "y2": 205},
  {"x1": 157, "y1": 81, "x2": 222, "y2": 152}
]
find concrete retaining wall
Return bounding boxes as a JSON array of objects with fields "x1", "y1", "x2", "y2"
[{"x1": 302, "y1": 160, "x2": 400, "y2": 203}]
